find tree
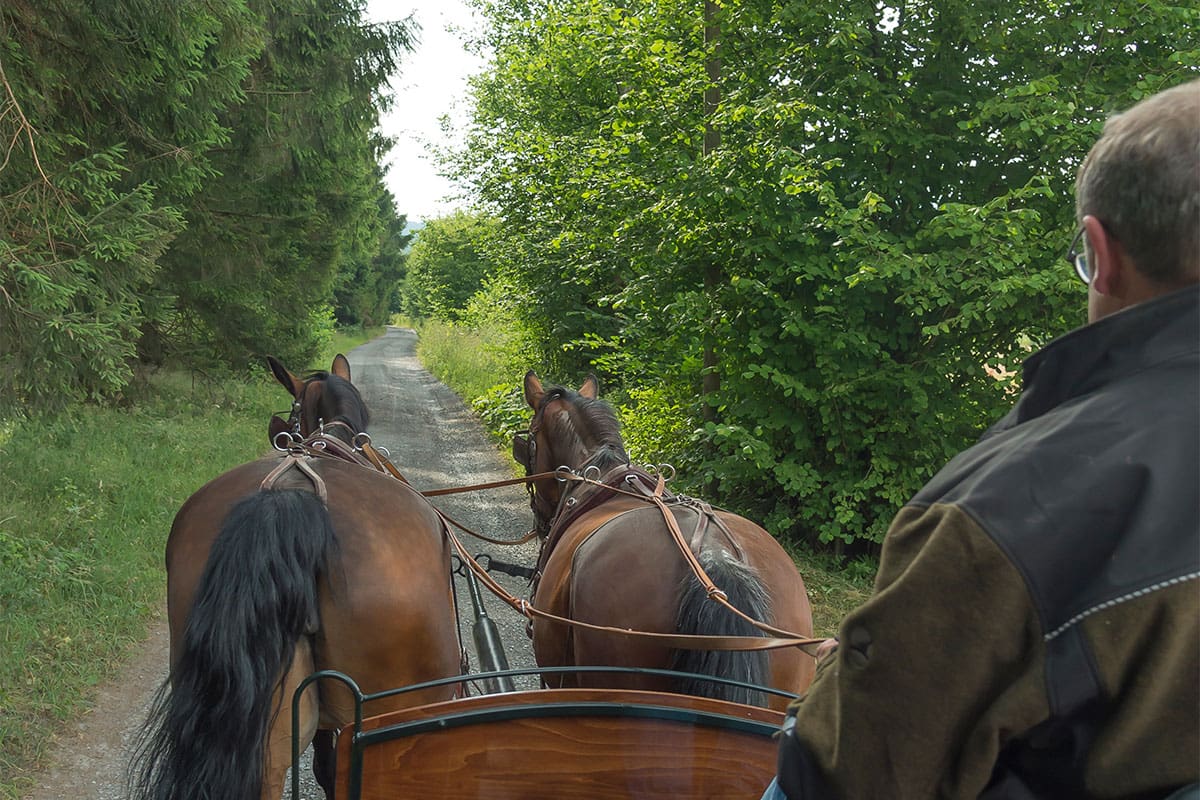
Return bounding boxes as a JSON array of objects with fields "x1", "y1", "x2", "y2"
[
  {"x1": 0, "y1": 0, "x2": 258, "y2": 411},
  {"x1": 149, "y1": 0, "x2": 418, "y2": 371},
  {"x1": 334, "y1": 168, "x2": 414, "y2": 328},
  {"x1": 454, "y1": 0, "x2": 1199, "y2": 545},
  {"x1": 401, "y1": 211, "x2": 499, "y2": 321}
]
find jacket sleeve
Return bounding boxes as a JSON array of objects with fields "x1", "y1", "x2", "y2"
[{"x1": 777, "y1": 503, "x2": 1050, "y2": 800}]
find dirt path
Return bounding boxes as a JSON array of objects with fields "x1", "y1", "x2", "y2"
[{"x1": 22, "y1": 328, "x2": 539, "y2": 799}]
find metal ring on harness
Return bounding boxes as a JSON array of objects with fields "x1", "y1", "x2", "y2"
[
  {"x1": 555, "y1": 465, "x2": 573, "y2": 483},
  {"x1": 273, "y1": 431, "x2": 297, "y2": 452},
  {"x1": 582, "y1": 465, "x2": 601, "y2": 482},
  {"x1": 352, "y1": 431, "x2": 373, "y2": 451},
  {"x1": 658, "y1": 464, "x2": 676, "y2": 482}
]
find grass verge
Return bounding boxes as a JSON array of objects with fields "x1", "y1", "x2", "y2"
[{"x1": 0, "y1": 340, "x2": 370, "y2": 800}]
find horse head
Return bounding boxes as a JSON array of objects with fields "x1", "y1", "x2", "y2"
[
  {"x1": 268, "y1": 353, "x2": 369, "y2": 444},
  {"x1": 516, "y1": 370, "x2": 628, "y2": 533}
]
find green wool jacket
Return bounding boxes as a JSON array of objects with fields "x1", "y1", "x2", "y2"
[{"x1": 778, "y1": 287, "x2": 1200, "y2": 799}]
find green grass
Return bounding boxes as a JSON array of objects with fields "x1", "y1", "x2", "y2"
[
  {"x1": 786, "y1": 547, "x2": 875, "y2": 638},
  {"x1": 401, "y1": 316, "x2": 521, "y2": 405}
]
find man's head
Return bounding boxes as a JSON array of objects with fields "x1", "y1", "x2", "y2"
[{"x1": 1075, "y1": 79, "x2": 1199, "y2": 322}]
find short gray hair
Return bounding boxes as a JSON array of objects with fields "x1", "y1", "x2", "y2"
[{"x1": 1076, "y1": 79, "x2": 1200, "y2": 286}]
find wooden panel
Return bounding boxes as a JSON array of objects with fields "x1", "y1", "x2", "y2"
[{"x1": 336, "y1": 689, "x2": 784, "y2": 800}]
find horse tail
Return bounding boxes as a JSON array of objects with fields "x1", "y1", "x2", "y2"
[
  {"x1": 130, "y1": 489, "x2": 336, "y2": 800},
  {"x1": 670, "y1": 549, "x2": 771, "y2": 707}
]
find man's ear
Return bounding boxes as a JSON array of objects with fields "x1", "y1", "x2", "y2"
[{"x1": 1084, "y1": 214, "x2": 1124, "y2": 297}]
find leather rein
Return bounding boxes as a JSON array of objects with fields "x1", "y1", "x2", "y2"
[{"x1": 263, "y1": 423, "x2": 824, "y2": 656}]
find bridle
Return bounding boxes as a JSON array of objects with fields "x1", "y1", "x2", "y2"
[
  {"x1": 273, "y1": 397, "x2": 303, "y2": 438},
  {"x1": 512, "y1": 425, "x2": 558, "y2": 538},
  {"x1": 272, "y1": 374, "x2": 364, "y2": 447}
]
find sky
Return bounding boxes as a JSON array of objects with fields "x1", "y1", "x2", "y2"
[{"x1": 366, "y1": 1, "x2": 487, "y2": 222}]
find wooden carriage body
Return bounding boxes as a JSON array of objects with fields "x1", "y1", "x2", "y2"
[{"x1": 294, "y1": 667, "x2": 790, "y2": 800}]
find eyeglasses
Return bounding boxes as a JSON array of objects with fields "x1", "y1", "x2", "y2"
[{"x1": 1065, "y1": 228, "x2": 1090, "y2": 284}]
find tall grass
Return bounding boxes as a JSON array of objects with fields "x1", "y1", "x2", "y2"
[
  {"x1": 400, "y1": 317, "x2": 531, "y2": 453},
  {"x1": 0, "y1": 339, "x2": 372, "y2": 799},
  {"x1": 402, "y1": 317, "x2": 521, "y2": 405}
]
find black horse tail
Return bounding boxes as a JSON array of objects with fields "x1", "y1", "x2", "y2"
[
  {"x1": 670, "y1": 549, "x2": 771, "y2": 707},
  {"x1": 129, "y1": 489, "x2": 336, "y2": 800}
]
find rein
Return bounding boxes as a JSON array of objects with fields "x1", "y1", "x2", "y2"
[
  {"x1": 432, "y1": 459, "x2": 827, "y2": 655},
  {"x1": 274, "y1": 424, "x2": 827, "y2": 656}
]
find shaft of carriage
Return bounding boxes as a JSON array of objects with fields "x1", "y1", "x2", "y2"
[{"x1": 464, "y1": 560, "x2": 517, "y2": 693}]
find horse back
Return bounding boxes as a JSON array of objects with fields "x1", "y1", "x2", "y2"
[
  {"x1": 533, "y1": 497, "x2": 815, "y2": 699},
  {"x1": 165, "y1": 455, "x2": 460, "y2": 720}
]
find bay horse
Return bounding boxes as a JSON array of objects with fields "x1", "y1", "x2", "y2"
[
  {"x1": 130, "y1": 354, "x2": 462, "y2": 800},
  {"x1": 515, "y1": 371, "x2": 816, "y2": 710}
]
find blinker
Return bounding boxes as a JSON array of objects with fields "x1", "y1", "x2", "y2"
[{"x1": 513, "y1": 432, "x2": 535, "y2": 469}]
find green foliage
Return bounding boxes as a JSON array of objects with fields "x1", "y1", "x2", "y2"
[
  {"x1": 0, "y1": 368, "x2": 280, "y2": 797},
  {"x1": 334, "y1": 185, "x2": 414, "y2": 328},
  {"x1": 0, "y1": 0, "x2": 256, "y2": 412},
  {"x1": 151, "y1": 0, "x2": 418, "y2": 373},
  {"x1": 401, "y1": 211, "x2": 501, "y2": 321},
  {"x1": 1, "y1": 0, "x2": 419, "y2": 410},
  {"x1": 410, "y1": 316, "x2": 528, "y2": 439},
  {"x1": 451, "y1": 0, "x2": 1199, "y2": 546}
]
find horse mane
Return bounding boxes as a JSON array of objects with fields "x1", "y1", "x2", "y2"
[
  {"x1": 306, "y1": 370, "x2": 370, "y2": 433},
  {"x1": 540, "y1": 385, "x2": 628, "y2": 472}
]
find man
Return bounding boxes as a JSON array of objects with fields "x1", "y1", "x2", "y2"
[{"x1": 766, "y1": 79, "x2": 1199, "y2": 799}]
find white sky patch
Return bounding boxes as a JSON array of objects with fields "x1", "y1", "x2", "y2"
[{"x1": 367, "y1": 0, "x2": 486, "y2": 222}]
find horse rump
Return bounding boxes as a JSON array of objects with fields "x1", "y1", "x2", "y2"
[
  {"x1": 669, "y1": 549, "x2": 771, "y2": 707},
  {"x1": 129, "y1": 488, "x2": 337, "y2": 800}
]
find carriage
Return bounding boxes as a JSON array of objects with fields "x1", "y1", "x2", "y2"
[
  {"x1": 290, "y1": 665, "x2": 793, "y2": 799},
  {"x1": 130, "y1": 356, "x2": 821, "y2": 800}
]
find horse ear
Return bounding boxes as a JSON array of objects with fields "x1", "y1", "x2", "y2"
[
  {"x1": 267, "y1": 356, "x2": 304, "y2": 399},
  {"x1": 524, "y1": 370, "x2": 544, "y2": 409},
  {"x1": 331, "y1": 354, "x2": 352, "y2": 382},
  {"x1": 579, "y1": 373, "x2": 599, "y2": 399}
]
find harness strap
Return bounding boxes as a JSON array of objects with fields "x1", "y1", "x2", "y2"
[
  {"x1": 361, "y1": 441, "x2": 410, "y2": 484},
  {"x1": 433, "y1": 465, "x2": 828, "y2": 654},
  {"x1": 442, "y1": 519, "x2": 824, "y2": 654},
  {"x1": 260, "y1": 453, "x2": 328, "y2": 505},
  {"x1": 420, "y1": 471, "x2": 564, "y2": 497},
  {"x1": 306, "y1": 446, "x2": 829, "y2": 655}
]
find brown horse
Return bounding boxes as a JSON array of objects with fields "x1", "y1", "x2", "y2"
[
  {"x1": 130, "y1": 355, "x2": 462, "y2": 800},
  {"x1": 515, "y1": 371, "x2": 815, "y2": 710}
]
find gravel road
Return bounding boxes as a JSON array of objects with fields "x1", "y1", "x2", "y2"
[{"x1": 22, "y1": 327, "x2": 541, "y2": 799}]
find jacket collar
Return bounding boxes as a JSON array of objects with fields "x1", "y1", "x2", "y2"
[{"x1": 1014, "y1": 285, "x2": 1199, "y2": 424}]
